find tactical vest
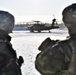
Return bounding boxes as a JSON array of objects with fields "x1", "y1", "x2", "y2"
[
  {"x1": 0, "y1": 39, "x2": 22, "y2": 75},
  {"x1": 35, "y1": 38, "x2": 73, "y2": 75}
]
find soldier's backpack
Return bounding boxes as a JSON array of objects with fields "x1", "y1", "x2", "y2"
[
  {"x1": 35, "y1": 37, "x2": 73, "y2": 75},
  {"x1": 0, "y1": 40, "x2": 22, "y2": 75}
]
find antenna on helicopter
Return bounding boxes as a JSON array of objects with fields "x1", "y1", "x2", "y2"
[{"x1": 53, "y1": 14, "x2": 55, "y2": 19}]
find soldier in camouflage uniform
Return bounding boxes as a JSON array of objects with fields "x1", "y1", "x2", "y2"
[
  {"x1": 0, "y1": 11, "x2": 24, "y2": 75},
  {"x1": 35, "y1": 3, "x2": 76, "y2": 75},
  {"x1": 62, "y1": 3, "x2": 76, "y2": 75}
]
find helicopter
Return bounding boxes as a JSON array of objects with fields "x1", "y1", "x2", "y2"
[{"x1": 27, "y1": 18, "x2": 60, "y2": 32}]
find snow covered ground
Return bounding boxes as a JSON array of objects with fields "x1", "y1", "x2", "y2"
[{"x1": 10, "y1": 28, "x2": 69, "y2": 75}]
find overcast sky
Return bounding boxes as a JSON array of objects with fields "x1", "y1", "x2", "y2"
[{"x1": 0, "y1": 0, "x2": 76, "y2": 23}]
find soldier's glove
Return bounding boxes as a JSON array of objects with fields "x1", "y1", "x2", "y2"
[{"x1": 18, "y1": 56, "x2": 24, "y2": 67}]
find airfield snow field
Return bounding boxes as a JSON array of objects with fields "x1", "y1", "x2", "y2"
[{"x1": 10, "y1": 28, "x2": 69, "y2": 75}]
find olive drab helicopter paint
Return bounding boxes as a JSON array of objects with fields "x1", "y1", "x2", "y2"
[{"x1": 28, "y1": 19, "x2": 60, "y2": 32}]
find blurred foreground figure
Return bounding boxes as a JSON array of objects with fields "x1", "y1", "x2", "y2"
[
  {"x1": 35, "y1": 3, "x2": 76, "y2": 75},
  {"x1": 0, "y1": 11, "x2": 24, "y2": 75},
  {"x1": 62, "y1": 3, "x2": 76, "y2": 75}
]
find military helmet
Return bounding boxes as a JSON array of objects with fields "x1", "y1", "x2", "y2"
[
  {"x1": 0, "y1": 10, "x2": 14, "y2": 33},
  {"x1": 62, "y1": 3, "x2": 76, "y2": 34},
  {"x1": 62, "y1": 3, "x2": 76, "y2": 25}
]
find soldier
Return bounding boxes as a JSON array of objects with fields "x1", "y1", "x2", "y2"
[
  {"x1": 35, "y1": 3, "x2": 76, "y2": 75},
  {"x1": 62, "y1": 3, "x2": 76, "y2": 75},
  {"x1": 0, "y1": 10, "x2": 23, "y2": 75}
]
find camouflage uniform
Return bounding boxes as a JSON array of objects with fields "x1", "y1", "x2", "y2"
[
  {"x1": 62, "y1": 3, "x2": 76, "y2": 75},
  {"x1": 0, "y1": 11, "x2": 23, "y2": 75},
  {"x1": 35, "y1": 3, "x2": 76, "y2": 75},
  {"x1": 35, "y1": 37, "x2": 74, "y2": 75}
]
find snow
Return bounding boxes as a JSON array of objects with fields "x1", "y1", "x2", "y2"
[{"x1": 10, "y1": 29, "x2": 69, "y2": 75}]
